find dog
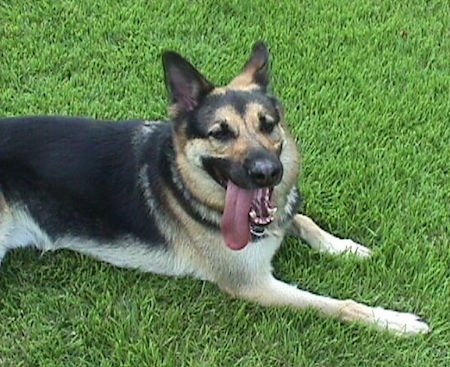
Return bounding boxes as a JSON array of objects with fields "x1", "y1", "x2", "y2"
[{"x1": 0, "y1": 41, "x2": 429, "y2": 336}]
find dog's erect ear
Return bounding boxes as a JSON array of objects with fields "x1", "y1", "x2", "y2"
[
  {"x1": 162, "y1": 51, "x2": 214, "y2": 117},
  {"x1": 229, "y1": 41, "x2": 270, "y2": 89}
]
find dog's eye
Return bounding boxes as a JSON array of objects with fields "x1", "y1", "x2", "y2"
[
  {"x1": 259, "y1": 115, "x2": 276, "y2": 134},
  {"x1": 208, "y1": 122, "x2": 235, "y2": 141}
]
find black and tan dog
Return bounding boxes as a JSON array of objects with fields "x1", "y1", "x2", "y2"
[{"x1": 0, "y1": 42, "x2": 429, "y2": 336}]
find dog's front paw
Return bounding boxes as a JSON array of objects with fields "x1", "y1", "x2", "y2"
[
  {"x1": 338, "y1": 239, "x2": 372, "y2": 258},
  {"x1": 321, "y1": 235, "x2": 372, "y2": 258},
  {"x1": 372, "y1": 307, "x2": 430, "y2": 337}
]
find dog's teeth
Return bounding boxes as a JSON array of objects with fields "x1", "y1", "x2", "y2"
[
  {"x1": 269, "y1": 215, "x2": 274, "y2": 222},
  {"x1": 267, "y1": 207, "x2": 277, "y2": 215},
  {"x1": 249, "y1": 210, "x2": 257, "y2": 219}
]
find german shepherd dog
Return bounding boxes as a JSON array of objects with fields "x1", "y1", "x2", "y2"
[{"x1": 0, "y1": 42, "x2": 429, "y2": 336}]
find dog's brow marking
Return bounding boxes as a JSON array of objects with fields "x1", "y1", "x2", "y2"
[
  {"x1": 213, "y1": 103, "x2": 260, "y2": 136},
  {"x1": 213, "y1": 106, "x2": 242, "y2": 130},
  {"x1": 244, "y1": 102, "x2": 264, "y2": 131},
  {"x1": 245, "y1": 102, "x2": 264, "y2": 119}
]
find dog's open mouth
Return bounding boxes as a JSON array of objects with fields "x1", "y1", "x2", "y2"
[{"x1": 220, "y1": 180, "x2": 276, "y2": 250}]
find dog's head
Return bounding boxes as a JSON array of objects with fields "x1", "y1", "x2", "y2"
[{"x1": 162, "y1": 41, "x2": 299, "y2": 250}]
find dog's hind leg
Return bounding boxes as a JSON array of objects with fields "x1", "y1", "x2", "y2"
[
  {"x1": 289, "y1": 214, "x2": 371, "y2": 258},
  {"x1": 233, "y1": 275, "x2": 429, "y2": 337},
  {"x1": 0, "y1": 192, "x2": 53, "y2": 265}
]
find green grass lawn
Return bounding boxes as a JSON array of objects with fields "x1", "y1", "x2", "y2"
[{"x1": 1, "y1": 0, "x2": 449, "y2": 365}]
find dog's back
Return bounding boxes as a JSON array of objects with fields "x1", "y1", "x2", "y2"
[{"x1": 0, "y1": 117, "x2": 171, "y2": 251}]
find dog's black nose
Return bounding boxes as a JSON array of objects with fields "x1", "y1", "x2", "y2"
[{"x1": 247, "y1": 157, "x2": 283, "y2": 187}]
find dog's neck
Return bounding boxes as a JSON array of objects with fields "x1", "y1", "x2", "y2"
[{"x1": 160, "y1": 133, "x2": 223, "y2": 230}]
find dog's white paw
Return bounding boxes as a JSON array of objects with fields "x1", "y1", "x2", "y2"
[
  {"x1": 340, "y1": 239, "x2": 372, "y2": 258},
  {"x1": 372, "y1": 307, "x2": 430, "y2": 337},
  {"x1": 320, "y1": 235, "x2": 372, "y2": 258}
]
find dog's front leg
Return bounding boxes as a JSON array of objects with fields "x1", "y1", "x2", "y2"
[
  {"x1": 230, "y1": 275, "x2": 429, "y2": 337},
  {"x1": 289, "y1": 214, "x2": 371, "y2": 257}
]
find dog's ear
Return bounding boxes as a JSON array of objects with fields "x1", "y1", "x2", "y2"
[
  {"x1": 162, "y1": 51, "x2": 214, "y2": 118},
  {"x1": 229, "y1": 41, "x2": 270, "y2": 89}
]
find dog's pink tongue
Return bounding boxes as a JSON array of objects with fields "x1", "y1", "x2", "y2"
[{"x1": 220, "y1": 181, "x2": 255, "y2": 250}]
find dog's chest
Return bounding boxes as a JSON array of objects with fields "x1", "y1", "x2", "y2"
[{"x1": 241, "y1": 234, "x2": 283, "y2": 264}]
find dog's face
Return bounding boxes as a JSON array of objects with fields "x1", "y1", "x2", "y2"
[{"x1": 163, "y1": 42, "x2": 299, "y2": 250}]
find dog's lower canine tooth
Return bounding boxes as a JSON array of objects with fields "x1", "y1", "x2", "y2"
[{"x1": 267, "y1": 207, "x2": 277, "y2": 215}]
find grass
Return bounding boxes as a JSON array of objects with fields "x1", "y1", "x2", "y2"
[{"x1": 1, "y1": 0, "x2": 449, "y2": 365}]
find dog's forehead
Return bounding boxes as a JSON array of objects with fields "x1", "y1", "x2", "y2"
[{"x1": 199, "y1": 90, "x2": 276, "y2": 122}]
